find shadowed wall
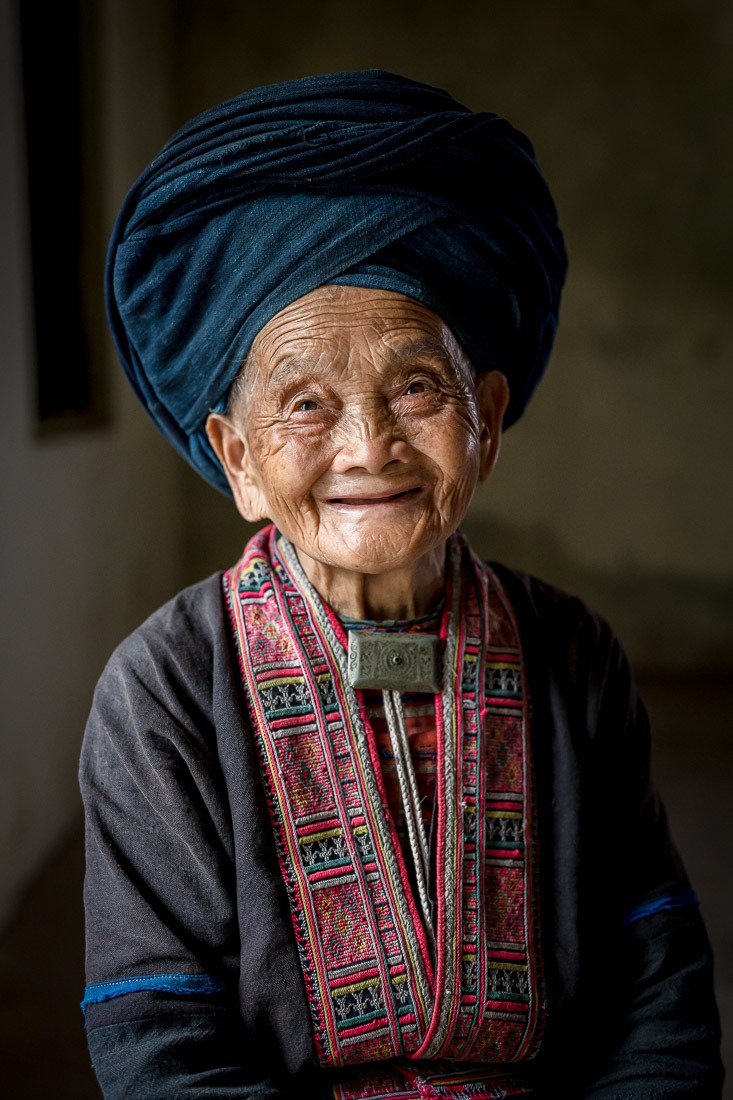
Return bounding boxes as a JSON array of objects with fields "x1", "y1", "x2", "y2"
[
  {"x1": 171, "y1": 0, "x2": 733, "y2": 670},
  {"x1": 0, "y1": 0, "x2": 185, "y2": 927},
  {"x1": 1, "y1": 0, "x2": 731, "y2": 968},
  {"x1": 0, "y1": 0, "x2": 730, "y2": 1091}
]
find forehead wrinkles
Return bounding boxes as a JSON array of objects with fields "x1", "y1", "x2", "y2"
[{"x1": 250, "y1": 299, "x2": 458, "y2": 384}]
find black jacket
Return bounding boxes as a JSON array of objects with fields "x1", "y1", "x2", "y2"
[{"x1": 80, "y1": 566, "x2": 723, "y2": 1098}]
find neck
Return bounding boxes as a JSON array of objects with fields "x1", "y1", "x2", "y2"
[{"x1": 293, "y1": 543, "x2": 447, "y2": 621}]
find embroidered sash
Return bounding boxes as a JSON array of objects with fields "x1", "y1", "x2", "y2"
[{"x1": 224, "y1": 526, "x2": 543, "y2": 1097}]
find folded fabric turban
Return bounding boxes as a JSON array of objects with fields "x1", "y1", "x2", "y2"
[{"x1": 107, "y1": 70, "x2": 567, "y2": 494}]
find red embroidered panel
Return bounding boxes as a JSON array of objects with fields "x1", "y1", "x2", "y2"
[{"x1": 224, "y1": 526, "x2": 543, "y2": 1089}]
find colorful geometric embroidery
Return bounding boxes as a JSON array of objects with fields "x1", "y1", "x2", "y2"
[
  {"x1": 224, "y1": 526, "x2": 543, "y2": 1090},
  {"x1": 327, "y1": 1058, "x2": 534, "y2": 1099}
]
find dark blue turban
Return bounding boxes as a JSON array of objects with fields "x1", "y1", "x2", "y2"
[{"x1": 107, "y1": 70, "x2": 567, "y2": 494}]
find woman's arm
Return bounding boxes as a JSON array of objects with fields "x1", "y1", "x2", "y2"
[
  {"x1": 497, "y1": 566, "x2": 723, "y2": 1098},
  {"x1": 581, "y1": 905, "x2": 722, "y2": 1099},
  {"x1": 580, "y1": 633, "x2": 723, "y2": 1098},
  {"x1": 80, "y1": 586, "x2": 316, "y2": 1098},
  {"x1": 86, "y1": 1000, "x2": 284, "y2": 1099},
  {"x1": 564, "y1": 588, "x2": 722, "y2": 1097}
]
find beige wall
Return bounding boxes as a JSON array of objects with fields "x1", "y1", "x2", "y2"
[
  {"x1": 0, "y1": 0, "x2": 185, "y2": 928},
  {"x1": 171, "y1": 0, "x2": 733, "y2": 669},
  {"x1": 1, "y1": 0, "x2": 731, "y2": 926}
]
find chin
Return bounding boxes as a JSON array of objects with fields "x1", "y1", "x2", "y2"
[{"x1": 318, "y1": 527, "x2": 445, "y2": 576}]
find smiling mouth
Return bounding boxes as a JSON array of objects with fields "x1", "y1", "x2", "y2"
[{"x1": 325, "y1": 487, "x2": 423, "y2": 506}]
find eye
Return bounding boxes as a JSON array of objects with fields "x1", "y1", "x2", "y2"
[
  {"x1": 293, "y1": 397, "x2": 321, "y2": 413},
  {"x1": 404, "y1": 379, "x2": 430, "y2": 396}
]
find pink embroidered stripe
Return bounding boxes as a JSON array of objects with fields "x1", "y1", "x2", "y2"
[{"x1": 223, "y1": 526, "x2": 544, "y2": 1092}]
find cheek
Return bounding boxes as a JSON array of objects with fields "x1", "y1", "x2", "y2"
[
  {"x1": 418, "y1": 416, "x2": 481, "y2": 486},
  {"x1": 254, "y1": 431, "x2": 329, "y2": 509}
]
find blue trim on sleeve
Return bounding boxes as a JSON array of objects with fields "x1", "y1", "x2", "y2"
[
  {"x1": 622, "y1": 889, "x2": 699, "y2": 927},
  {"x1": 81, "y1": 973, "x2": 227, "y2": 1014}
]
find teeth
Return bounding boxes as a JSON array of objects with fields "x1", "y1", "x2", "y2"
[{"x1": 327, "y1": 488, "x2": 419, "y2": 505}]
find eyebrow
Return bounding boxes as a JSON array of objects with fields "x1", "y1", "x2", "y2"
[
  {"x1": 383, "y1": 339, "x2": 474, "y2": 379},
  {"x1": 266, "y1": 339, "x2": 456, "y2": 387},
  {"x1": 267, "y1": 356, "x2": 321, "y2": 388},
  {"x1": 388, "y1": 339, "x2": 454, "y2": 366}
]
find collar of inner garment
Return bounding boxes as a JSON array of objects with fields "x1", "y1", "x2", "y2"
[{"x1": 340, "y1": 601, "x2": 443, "y2": 633}]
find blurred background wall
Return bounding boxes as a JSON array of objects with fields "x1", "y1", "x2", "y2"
[
  {"x1": 0, "y1": 0, "x2": 187, "y2": 929},
  {"x1": 0, "y1": 0, "x2": 730, "y2": 1015},
  {"x1": 171, "y1": 0, "x2": 733, "y2": 671}
]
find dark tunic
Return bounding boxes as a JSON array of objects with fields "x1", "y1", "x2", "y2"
[{"x1": 80, "y1": 565, "x2": 723, "y2": 1098}]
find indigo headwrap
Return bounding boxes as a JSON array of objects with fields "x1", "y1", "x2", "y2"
[{"x1": 107, "y1": 70, "x2": 567, "y2": 493}]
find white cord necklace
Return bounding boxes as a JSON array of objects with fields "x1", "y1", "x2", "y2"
[{"x1": 278, "y1": 535, "x2": 462, "y2": 949}]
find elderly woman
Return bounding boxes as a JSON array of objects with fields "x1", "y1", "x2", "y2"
[{"x1": 80, "y1": 72, "x2": 721, "y2": 1099}]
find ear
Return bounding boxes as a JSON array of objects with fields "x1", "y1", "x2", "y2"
[
  {"x1": 474, "y1": 371, "x2": 510, "y2": 483},
  {"x1": 205, "y1": 412, "x2": 270, "y2": 522}
]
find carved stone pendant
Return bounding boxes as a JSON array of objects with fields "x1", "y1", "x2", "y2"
[{"x1": 347, "y1": 631, "x2": 442, "y2": 693}]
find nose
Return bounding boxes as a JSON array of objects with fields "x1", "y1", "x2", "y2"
[{"x1": 331, "y1": 407, "x2": 413, "y2": 474}]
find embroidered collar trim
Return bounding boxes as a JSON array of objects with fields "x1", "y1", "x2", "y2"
[{"x1": 224, "y1": 525, "x2": 544, "y2": 1083}]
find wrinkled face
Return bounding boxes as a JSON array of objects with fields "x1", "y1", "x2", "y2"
[{"x1": 210, "y1": 285, "x2": 507, "y2": 578}]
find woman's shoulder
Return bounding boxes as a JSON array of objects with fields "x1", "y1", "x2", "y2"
[
  {"x1": 90, "y1": 572, "x2": 230, "y2": 727},
  {"x1": 489, "y1": 562, "x2": 611, "y2": 638},
  {"x1": 109, "y1": 572, "x2": 225, "y2": 667},
  {"x1": 488, "y1": 561, "x2": 627, "y2": 696}
]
